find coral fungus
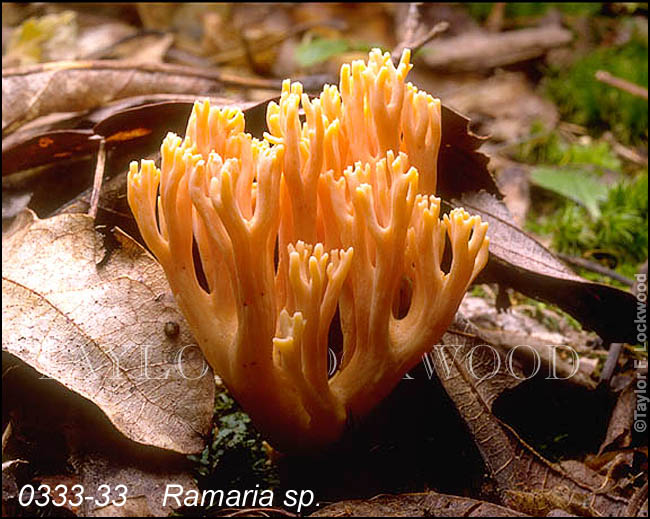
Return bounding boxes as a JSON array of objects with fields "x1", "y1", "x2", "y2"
[{"x1": 128, "y1": 49, "x2": 489, "y2": 451}]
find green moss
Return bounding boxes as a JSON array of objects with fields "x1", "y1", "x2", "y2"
[
  {"x1": 515, "y1": 122, "x2": 622, "y2": 170},
  {"x1": 466, "y1": 3, "x2": 603, "y2": 22},
  {"x1": 527, "y1": 170, "x2": 648, "y2": 281},
  {"x1": 469, "y1": 284, "x2": 490, "y2": 298},
  {"x1": 543, "y1": 32, "x2": 648, "y2": 145},
  {"x1": 516, "y1": 118, "x2": 646, "y2": 283},
  {"x1": 188, "y1": 387, "x2": 279, "y2": 493},
  {"x1": 520, "y1": 301, "x2": 562, "y2": 332}
]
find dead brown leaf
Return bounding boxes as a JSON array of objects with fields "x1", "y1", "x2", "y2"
[
  {"x1": 1, "y1": 96, "x2": 261, "y2": 178},
  {"x1": 599, "y1": 379, "x2": 637, "y2": 454},
  {"x1": 62, "y1": 451, "x2": 197, "y2": 517},
  {"x1": 437, "y1": 105, "x2": 499, "y2": 200},
  {"x1": 310, "y1": 491, "x2": 526, "y2": 517},
  {"x1": 2, "y1": 129, "x2": 97, "y2": 177},
  {"x1": 2, "y1": 210, "x2": 214, "y2": 454},
  {"x1": 3, "y1": 359, "x2": 200, "y2": 518},
  {"x1": 435, "y1": 315, "x2": 630, "y2": 516},
  {"x1": 1, "y1": 60, "x2": 269, "y2": 134}
]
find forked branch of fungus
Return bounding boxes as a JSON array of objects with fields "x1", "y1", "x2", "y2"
[{"x1": 128, "y1": 49, "x2": 489, "y2": 451}]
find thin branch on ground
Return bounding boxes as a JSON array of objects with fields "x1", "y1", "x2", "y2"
[
  {"x1": 595, "y1": 70, "x2": 648, "y2": 100},
  {"x1": 392, "y1": 3, "x2": 449, "y2": 64},
  {"x1": 88, "y1": 137, "x2": 106, "y2": 220},
  {"x1": 558, "y1": 253, "x2": 635, "y2": 287}
]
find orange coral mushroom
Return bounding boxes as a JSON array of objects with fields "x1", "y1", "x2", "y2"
[{"x1": 127, "y1": 49, "x2": 489, "y2": 451}]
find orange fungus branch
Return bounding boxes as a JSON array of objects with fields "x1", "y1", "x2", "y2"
[{"x1": 127, "y1": 49, "x2": 489, "y2": 452}]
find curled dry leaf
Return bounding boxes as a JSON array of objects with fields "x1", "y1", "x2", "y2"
[
  {"x1": 437, "y1": 313, "x2": 526, "y2": 406},
  {"x1": 2, "y1": 129, "x2": 97, "y2": 177},
  {"x1": 2, "y1": 210, "x2": 214, "y2": 454},
  {"x1": 1, "y1": 60, "x2": 224, "y2": 134},
  {"x1": 2, "y1": 97, "x2": 266, "y2": 177},
  {"x1": 437, "y1": 104, "x2": 498, "y2": 200},
  {"x1": 598, "y1": 378, "x2": 637, "y2": 454},
  {"x1": 434, "y1": 315, "x2": 630, "y2": 516}
]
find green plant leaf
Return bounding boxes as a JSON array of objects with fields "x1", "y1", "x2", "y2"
[
  {"x1": 530, "y1": 167, "x2": 609, "y2": 218},
  {"x1": 296, "y1": 37, "x2": 350, "y2": 67}
]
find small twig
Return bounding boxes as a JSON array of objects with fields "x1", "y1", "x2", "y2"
[
  {"x1": 408, "y1": 21, "x2": 450, "y2": 55},
  {"x1": 404, "y1": 3, "x2": 422, "y2": 37},
  {"x1": 392, "y1": 3, "x2": 422, "y2": 61},
  {"x1": 2, "y1": 60, "x2": 284, "y2": 90},
  {"x1": 88, "y1": 138, "x2": 106, "y2": 220},
  {"x1": 485, "y1": 2, "x2": 506, "y2": 32},
  {"x1": 557, "y1": 121, "x2": 588, "y2": 136},
  {"x1": 166, "y1": 47, "x2": 215, "y2": 68},
  {"x1": 392, "y1": 3, "x2": 449, "y2": 63},
  {"x1": 492, "y1": 129, "x2": 555, "y2": 154},
  {"x1": 393, "y1": 21, "x2": 450, "y2": 64},
  {"x1": 603, "y1": 132, "x2": 648, "y2": 166},
  {"x1": 2, "y1": 421, "x2": 12, "y2": 453},
  {"x1": 558, "y1": 253, "x2": 635, "y2": 287},
  {"x1": 599, "y1": 342, "x2": 623, "y2": 385},
  {"x1": 595, "y1": 70, "x2": 648, "y2": 100},
  {"x1": 625, "y1": 479, "x2": 648, "y2": 517}
]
